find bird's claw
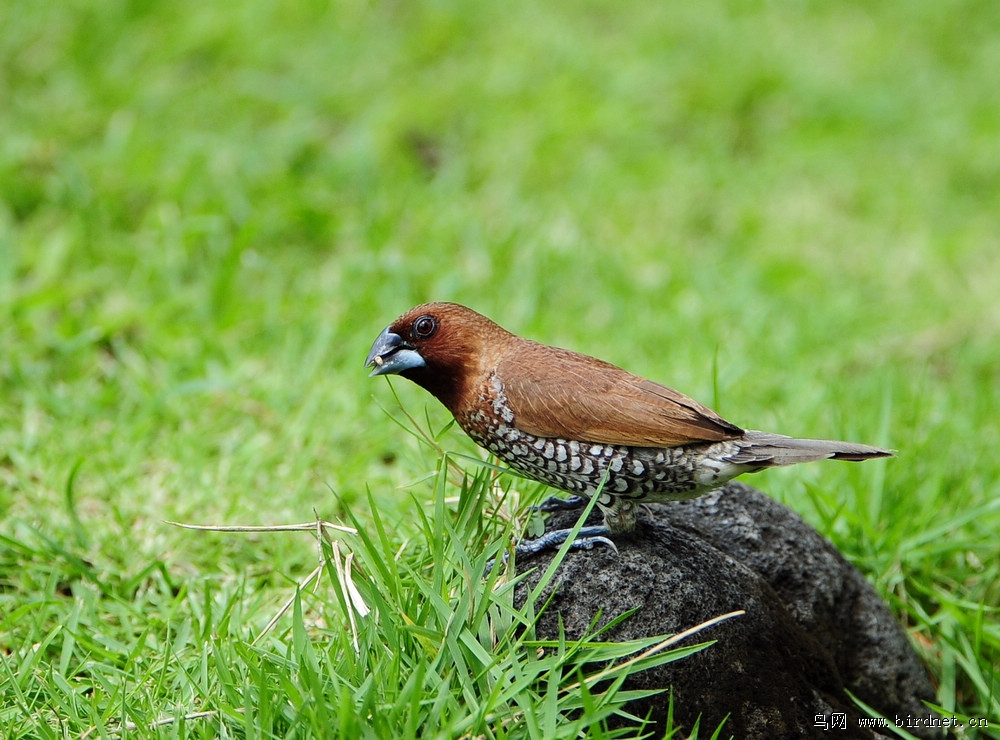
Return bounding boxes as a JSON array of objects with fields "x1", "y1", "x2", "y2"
[
  {"x1": 571, "y1": 535, "x2": 618, "y2": 554},
  {"x1": 483, "y1": 525, "x2": 616, "y2": 576},
  {"x1": 483, "y1": 553, "x2": 508, "y2": 577},
  {"x1": 532, "y1": 494, "x2": 588, "y2": 512}
]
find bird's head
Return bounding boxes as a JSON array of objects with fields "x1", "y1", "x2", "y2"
[{"x1": 366, "y1": 302, "x2": 511, "y2": 411}]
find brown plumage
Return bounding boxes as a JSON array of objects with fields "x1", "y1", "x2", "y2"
[{"x1": 366, "y1": 302, "x2": 892, "y2": 552}]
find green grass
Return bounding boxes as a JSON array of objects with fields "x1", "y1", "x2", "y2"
[{"x1": 2, "y1": 0, "x2": 999, "y2": 736}]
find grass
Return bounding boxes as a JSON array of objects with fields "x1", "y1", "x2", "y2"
[{"x1": 1, "y1": 0, "x2": 999, "y2": 736}]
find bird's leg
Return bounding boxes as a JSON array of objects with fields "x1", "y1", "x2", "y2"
[{"x1": 532, "y1": 494, "x2": 588, "y2": 512}]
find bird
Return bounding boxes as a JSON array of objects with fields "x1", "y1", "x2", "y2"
[{"x1": 366, "y1": 302, "x2": 892, "y2": 557}]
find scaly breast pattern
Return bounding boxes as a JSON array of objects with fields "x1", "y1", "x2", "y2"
[{"x1": 457, "y1": 372, "x2": 744, "y2": 505}]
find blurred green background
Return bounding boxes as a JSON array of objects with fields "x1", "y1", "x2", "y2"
[{"x1": 2, "y1": 0, "x2": 998, "y2": 735}]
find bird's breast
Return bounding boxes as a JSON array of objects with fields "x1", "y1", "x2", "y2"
[{"x1": 455, "y1": 373, "x2": 744, "y2": 501}]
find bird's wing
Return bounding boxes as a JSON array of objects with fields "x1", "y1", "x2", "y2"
[{"x1": 498, "y1": 343, "x2": 744, "y2": 447}]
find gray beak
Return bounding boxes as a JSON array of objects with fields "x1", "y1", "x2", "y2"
[{"x1": 365, "y1": 326, "x2": 427, "y2": 377}]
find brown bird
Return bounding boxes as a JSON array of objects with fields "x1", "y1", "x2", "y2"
[{"x1": 366, "y1": 302, "x2": 892, "y2": 556}]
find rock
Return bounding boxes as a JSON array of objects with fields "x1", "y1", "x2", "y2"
[{"x1": 512, "y1": 482, "x2": 941, "y2": 740}]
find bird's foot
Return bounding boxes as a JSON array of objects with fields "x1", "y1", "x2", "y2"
[
  {"x1": 532, "y1": 494, "x2": 589, "y2": 512},
  {"x1": 514, "y1": 525, "x2": 617, "y2": 555},
  {"x1": 484, "y1": 525, "x2": 616, "y2": 576}
]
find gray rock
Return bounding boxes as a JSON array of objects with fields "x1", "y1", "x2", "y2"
[{"x1": 513, "y1": 482, "x2": 941, "y2": 740}]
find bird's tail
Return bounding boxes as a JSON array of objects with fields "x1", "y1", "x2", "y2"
[{"x1": 729, "y1": 430, "x2": 894, "y2": 467}]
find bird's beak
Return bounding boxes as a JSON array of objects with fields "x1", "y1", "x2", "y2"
[{"x1": 365, "y1": 326, "x2": 427, "y2": 377}]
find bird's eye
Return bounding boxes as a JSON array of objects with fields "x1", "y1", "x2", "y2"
[{"x1": 412, "y1": 315, "x2": 438, "y2": 339}]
